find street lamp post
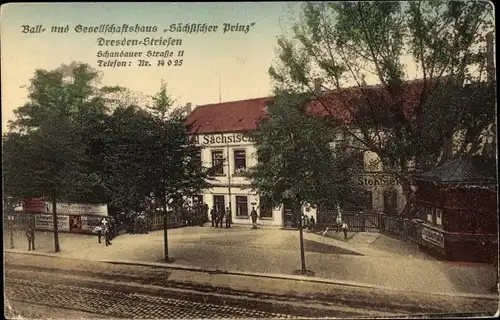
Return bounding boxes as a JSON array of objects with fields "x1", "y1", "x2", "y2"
[
  {"x1": 9, "y1": 215, "x2": 15, "y2": 249},
  {"x1": 164, "y1": 197, "x2": 175, "y2": 263},
  {"x1": 226, "y1": 143, "x2": 232, "y2": 223}
]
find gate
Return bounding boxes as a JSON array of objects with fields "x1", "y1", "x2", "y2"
[{"x1": 316, "y1": 210, "x2": 379, "y2": 232}]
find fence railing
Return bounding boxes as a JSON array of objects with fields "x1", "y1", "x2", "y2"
[{"x1": 317, "y1": 210, "x2": 424, "y2": 246}]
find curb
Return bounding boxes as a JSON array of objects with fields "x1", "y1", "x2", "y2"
[{"x1": 5, "y1": 249, "x2": 499, "y2": 300}]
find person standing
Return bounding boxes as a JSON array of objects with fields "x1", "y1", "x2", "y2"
[
  {"x1": 202, "y1": 203, "x2": 209, "y2": 226},
  {"x1": 26, "y1": 226, "x2": 35, "y2": 251},
  {"x1": 341, "y1": 221, "x2": 348, "y2": 240},
  {"x1": 210, "y1": 206, "x2": 216, "y2": 227},
  {"x1": 219, "y1": 207, "x2": 225, "y2": 228},
  {"x1": 250, "y1": 207, "x2": 258, "y2": 229},
  {"x1": 101, "y1": 217, "x2": 109, "y2": 230},
  {"x1": 95, "y1": 224, "x2": 103, "y2": 243},
  {"x1": 309, "y1": 216, "x2": 316, "y2": 231},
  {"x1": 225, "y1": 206, "x2": 231, "y2": 228},
  {"x1": 104, "y1": 226, "x2": 112, "y2": 246}
]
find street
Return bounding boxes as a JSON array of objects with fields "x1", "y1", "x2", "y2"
[
  {"x1": 5, "y1": 252, "x2": 498, "y2": 319},
  {"x1": 4, "y1": 225, "x2": 497, "y2": 296},
  {"x1": 5, "y1": 275, "x2": 292, "y2": 319}
]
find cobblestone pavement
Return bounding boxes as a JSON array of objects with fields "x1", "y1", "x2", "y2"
[
  {"x1": 5, "y1": 277, "x2": 296, "y2": 319},
  {"x1": 5, "y1": 300, "x2": 109, "y2": 319},
  {"x1": 5, "y1": 252, "x2": 498, "y2": 318}
]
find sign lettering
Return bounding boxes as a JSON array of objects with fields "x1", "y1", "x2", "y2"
[
  {"x1": 421, "y1": 226, "x2": 445, "y2": 248},
  {"x1": 355, "y1": 176, "x2": 397, "y2": 187},
  {"x1": 34, "y1": 214, "x2": 70, "y2": 232},
  {"x1": 44, "y1": 202, "x2": 108, "y2": 216},
  {"x1": 191, "y1": 133, "x2": 254, "y2": 145}
]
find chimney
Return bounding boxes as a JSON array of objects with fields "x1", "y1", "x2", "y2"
[
  {"x1": 486, "y1": 32, "x2": 495, "y2": 83},
  {"x1": 185, "y1": 102, "x2": 192, "y2": 114},
  {"x1": 314, "y1": 78, "x2": 323, "y2": 95}
]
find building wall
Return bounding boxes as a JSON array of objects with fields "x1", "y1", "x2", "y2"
[
  {"x1": 192, "y1": 132, "x2": 317, "y2": 227},
  {"x1": 192, "y1": 130, "x2": 406, "y2": 225}
]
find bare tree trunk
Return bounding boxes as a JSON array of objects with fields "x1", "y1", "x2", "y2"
[
  {"x1": 163, "y1": 198, "x2": 169, "y2": 263},
  {"x1": 52, "y1": 196, "x2": 60, "y2": 252},
  {"x1": 297, "y1": 199, "x2": 306, "y2": 275}
]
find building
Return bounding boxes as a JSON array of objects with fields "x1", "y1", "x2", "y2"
[
  {"x1": 415, "y1": 156, "x2": 497, "y2": 262},
  {"x1": 185, "y1": 97, "x2": 293, "y2": 227},
  {"x1": 184, "y1": 79, "x2": 494, "y2": 227},
  {"x1": 185, "y1": 96, "x2": 404, "y2": 227}
]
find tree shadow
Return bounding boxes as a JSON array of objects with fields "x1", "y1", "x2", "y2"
[{"x1": 304, "y1": 239, "x2": 363, "y2": 256}]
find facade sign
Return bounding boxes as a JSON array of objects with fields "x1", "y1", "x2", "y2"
[
  {"x1": 34, "y1": 214, "x2": 70, "y2": 232},
  {"x1": 191, "y1": 133, "x2": 254, "y2": 145},
  {"x1": 44, "y1": 202, "x2": 108, "y2": 216},
  {"x1": 355, "y1": 175, "x2": 397, "y2": 187},
  {"x1": 22, "y1": 197, "x2": 46, "y2": 213},
  {"x1": 421, "y1": 225, "x2": 445, "y2": 248}
]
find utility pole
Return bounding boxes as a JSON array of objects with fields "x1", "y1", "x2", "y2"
[
  {"x1": 218, "y1": 72, "x2": 222, "y2": 103},
  {"x1": 226, "y1": 143, "x2": 232, "y2": 219}
]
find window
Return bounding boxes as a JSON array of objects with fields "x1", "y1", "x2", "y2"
[
  {"x1": 193, "y1": 195, "x2": 203, "y2": 205},
  {"x1": 259, "y1": 195, "x2": 273, "y2": 218},
  {"x1": 235, "y1": 196, "x2": 249, "y2": 217},
  {"x1": 213, "y1": 195, "x2": 225, "y2": 213},
  {"x1": 193, "y1": 151, "x2": 202, "y2": 168},
  {"x1": 211, "y1": 150, "x2": 224, "y2": 175},
  {"x1": 436, "y1": 208, "x2": 442, "y2": 226},
  {"x1": 234, "y1": 150, "x2": 246, "y2": 175},
  {"x1": 426, "y1": 207, "x2": 433, "y2": 223}
]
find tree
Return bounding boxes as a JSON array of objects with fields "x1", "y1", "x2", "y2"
[
  {"x1": 270, "y1": 1, "x2": 495, "y2": 214},
  {"x1": 245, "y1": 90, "x2": 356, "y2": 274},
  {"x1": 3, "y1": 62, "x2": 121, "y2": 252},
  {"x1": 146, "y1": 81, "x2": 218, "y2": 262}
]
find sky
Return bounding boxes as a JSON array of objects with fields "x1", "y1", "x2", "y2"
[{"x1": 1, "y1": 2, "x2": 301, "y2": 132}]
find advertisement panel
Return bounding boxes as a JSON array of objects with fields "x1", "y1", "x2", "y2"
[
  {"x1": 44, "y1": 202, "x2": 108, "y2": 216},
  {"x1": 70, "y1": 215, "x2": 102, "y2": 234},
  {"x1": 34, "y1": 214, "x2": 70, "y2": 232},
  {"x1": 421, "y1": 225, "x2": 445, "y2": 248},
  {"x1": 22, "y1": 197, "x2": 46, "y2": 213},
  {"x1": 69, "y1": 215, "x2": 83, "y2": 232}
]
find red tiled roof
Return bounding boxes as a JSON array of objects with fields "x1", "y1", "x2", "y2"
[
  {"x1": 306, "y1": 80, "x2": 425, "y2": 124},
  {"x1": 186, "y1": 80, "x2": 426, "y2": 134},
  {"x1": 186, "y1": 97, "x2": 273, "y2": 134}
]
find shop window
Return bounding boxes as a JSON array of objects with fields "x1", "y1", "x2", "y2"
[
  {"x1": 236, "y1": 196, "x2": 249, "y2": 217},
  {"x1": 234, "y1": 150, "x2": 246, "y2": 175},
  {"x1": 436, "y1": 208, "x2": 442, "y2": 226},
  {"x1": 259, "y1": 195, "x2": 273, "y2": 218},
  {"x1": 211, "y1": 150, "x2": 224, "y2": 175},
  {"x1": 213, "y1": 195, "x2": 225, "y2": 213}
]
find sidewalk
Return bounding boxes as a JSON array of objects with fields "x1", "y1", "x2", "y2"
[{"x1": 4, "y1": 227, "x2": 498, "y2": 296}]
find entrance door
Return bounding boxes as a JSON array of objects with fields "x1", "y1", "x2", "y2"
[
  {"x1": 213, "y1": 195, "x2": 225, "y2": 214},
  {"x1": 282, "y1": 200, "x2": 296, "y2": 228}
]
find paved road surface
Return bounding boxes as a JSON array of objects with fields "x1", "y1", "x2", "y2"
[
  {"x1": 5, "y1": 277, "x2": 294, "y2": 319},
  {"x1": 4, "y1": 226, "x2": 497, "y2": 296}
]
